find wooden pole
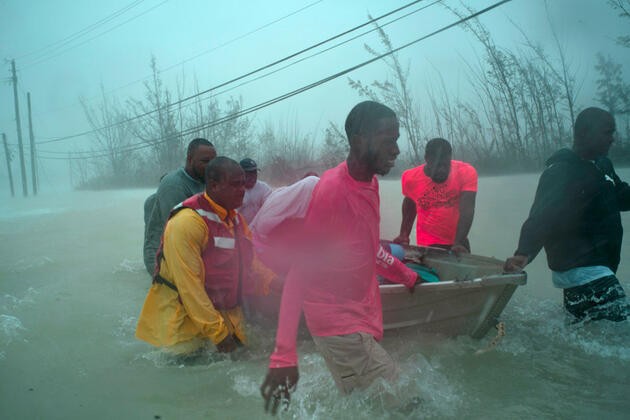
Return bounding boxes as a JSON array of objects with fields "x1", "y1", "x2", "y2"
[
  {"x1": 11, "y1": 60, "x2": 28, "y2": 196},
  {"x1": 2, "y1": 133, "x2": 16, "y2": 197},
  {"x1": 68, "y1": 152, "x2": 73, "y2": 189},
  {"x1": 27, "y1": 92, "x2": 38, "y2": 195}
]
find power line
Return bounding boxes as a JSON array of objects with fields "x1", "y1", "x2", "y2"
[
  {"x1": 38, "y1": 0, "x2": 513, "y2": 161},
  {"x1": 171, "y1": 0, "x2": 442, "y2": 117},
  {"x1": 20, "y1": 0, "x2": 170, "y2": 70},
  {"x1": 113, "y1": 0, "x2": 326, "y2": 92},
  {"x1": 14, "y1": 0, "x2": 146, "y2": 61},
  {"x1": 4, "y1": 0, "x2": 324, "y2": 133},
  {"x1": 36, "y1": 0, "x2": 430, "y2": 145},
  {"x1": 37, "y1": 0, "x2": 441, "y2": 146}
]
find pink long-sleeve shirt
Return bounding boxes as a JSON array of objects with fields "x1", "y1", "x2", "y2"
[{"x1": 269, "y1": 161, "x2": 417, "y2": 368}]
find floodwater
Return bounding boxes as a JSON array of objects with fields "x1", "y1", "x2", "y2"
[{"x1": 1, "y1": 170, "x2": 629, "y2": 419}]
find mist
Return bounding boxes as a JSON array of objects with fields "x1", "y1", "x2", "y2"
[{"x1": 1, "y1": 0, "x2": 629, "y2": 196}]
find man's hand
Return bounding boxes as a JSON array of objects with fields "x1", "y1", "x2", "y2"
[
  {"x1": 407, "y1": 274, "x2": 423, "y2": 294},
  {"x1": 392, "y1": 234, "x2": 410, "y2": 245},
  {"x1": 261, "y1": 366, "x2": 299, "y2": 415},
  {"x1": 216, "y1": 334, "x2": 238, "y2": 353},
  {"x1": 504, "y1": 255, "x2": 528, "y2": 273}
]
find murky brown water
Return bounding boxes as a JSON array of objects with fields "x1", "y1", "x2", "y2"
[{"x1": 1, "y1": 170, "x2": 629, "y2": 419}]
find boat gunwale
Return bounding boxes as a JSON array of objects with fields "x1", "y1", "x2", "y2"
[{"x1": 378, "y1": 272, "x2": 527, "y2": 294}]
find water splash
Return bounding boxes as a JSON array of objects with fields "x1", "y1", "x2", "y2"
[
  {"x1": 0, "y1": 314, "x2": 26, "y2": 344},
  {"x1": 112, "y1": 314, "x2": 139, "y2": 349},
  {"x1": 113, "y1": 259, "x2": 145, "y2": 273},
  {"x1": 1, "y1": 287, "x2": 38, "y2": 312},
  {"x1": 7, "y1": 257, "x2": 53, "y2": 273},
  {"x1": 499, "y1": 294, "x2": 630, "y2": 361}
]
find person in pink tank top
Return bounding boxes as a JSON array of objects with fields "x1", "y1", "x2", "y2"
[
  {"x1": 393, "y1": 138, "x2": 477, "y2": 254},
  {"x1": 260, "y1": 101, "x2": 420, "y2": 414}
]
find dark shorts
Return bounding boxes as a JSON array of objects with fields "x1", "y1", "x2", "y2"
[{"x1": 563, "y1": 275, "x2": 629, "y2": 322}]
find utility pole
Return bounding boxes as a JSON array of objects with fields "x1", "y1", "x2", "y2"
[
  {"x1": 11, "y1": 59, "x2": 28, "y2": 196},
  {"x1": 27, "y1": 92, "x2": 38, "y2": 195},
  {"x1": 68, "y1": 152, "x2": 73, "y2": 189},
  {"x1": 2, "y1": 133, "x2": 16, "y2": 197}
]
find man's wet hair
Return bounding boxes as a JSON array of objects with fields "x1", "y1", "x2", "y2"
[
  {"x1": 425, "y1": 138, "x2": 452, "y2": 161},
  {"x1": 187, "y1": 138, "x2": 214, "y2": 157},
  {"x1": 344, "y1": 101, "x2": 396, "y2": 141},
  {"x1": 205, "y1": 156, "x2": 240, "y2": 183},
  {"x1": 574, "y1": 107, "x2": 611, "y2": 142}
]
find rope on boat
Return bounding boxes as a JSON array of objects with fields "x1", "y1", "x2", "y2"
[{"x1": 475, "y1": 322, "x2": 505, "y2": 355}]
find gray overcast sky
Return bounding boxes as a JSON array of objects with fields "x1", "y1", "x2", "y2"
[{"x1": 0, "y1": 0, "x2": 628, "y2": 192}]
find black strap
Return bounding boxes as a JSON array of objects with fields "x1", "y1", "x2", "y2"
[{"x1": 154, "y1": 274, "x2": 178, "y2": 293}]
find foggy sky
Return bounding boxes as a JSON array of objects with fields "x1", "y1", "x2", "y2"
[{"x1": 0, "y1": 0, "x2": 628, "y2": 194}]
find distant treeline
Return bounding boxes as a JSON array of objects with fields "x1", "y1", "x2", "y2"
[{"x1": 74, "y1": 4, "x2": 630, "y2": 190}]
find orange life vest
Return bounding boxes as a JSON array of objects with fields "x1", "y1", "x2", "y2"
[{"x1": 154, "y1": 193, "x2": 254, "y2": 310}]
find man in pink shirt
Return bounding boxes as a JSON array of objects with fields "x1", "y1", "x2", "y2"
[
  {"x1": 393, "y1": 138, "x2": 477, "y2": 254},
  {"x1": 260, "y1": 101, "x2": 419, "y2": 414}
]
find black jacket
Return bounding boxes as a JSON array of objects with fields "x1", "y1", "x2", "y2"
[{"x1": 516, "y1": 148, "x2": 630, "y2": 272}]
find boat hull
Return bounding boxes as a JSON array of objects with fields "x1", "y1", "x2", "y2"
[
  {"x1": 245, "y1": 246, "x2": 527, "y2": 339},
  {"x1": 381, "y1": 274, "x2": 524, "y2": 338}
]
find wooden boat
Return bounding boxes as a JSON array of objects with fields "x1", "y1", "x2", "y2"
[
  {"x1": 379, "y1": 244, "x2": 526, "y2": 338},
  {"x1": 245, "y1": 245, "x2": 527, "y2": 339}
]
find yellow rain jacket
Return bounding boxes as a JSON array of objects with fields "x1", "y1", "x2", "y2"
[{"x1": 136, "y1": 193, "x2": 274, "y2": 349}]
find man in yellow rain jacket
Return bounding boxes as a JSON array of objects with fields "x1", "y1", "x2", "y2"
[{"x1": 136, "y1": 156, "x2": 276, "y2": 355}]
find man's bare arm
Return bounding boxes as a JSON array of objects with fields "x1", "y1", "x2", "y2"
[
  {"x1": 453, "y1": 191, "x2": 476, "y2": 252},
  {"x1": 393, "y1": 197, "x2": 417, "y2": 245}
]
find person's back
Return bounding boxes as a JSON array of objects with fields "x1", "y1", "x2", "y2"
[
  {"x1": 143, "y1": 139, "x2": 216, "y2": 274},
  {"x1": 143, "y1": 193, "x2": 157, "y2": 228},
  {"x1": 143, "y1": 168, "x2": 205, "y2": 274}
]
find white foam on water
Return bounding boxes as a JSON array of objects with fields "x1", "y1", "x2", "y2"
[
  {"x1": 241, "y1": 347, "x2": 465, "y2": 420},
  {"x1": 112, "y1": 315, "x2": 139, "y2": 348},
  {"x1": 232, "y1": 373, "x2": 260, "y2": 399},
  {"x1": 113, "y1": 259, "x2": 145, "y2": 274},
  {"x1": 7, "y1": 257, "x2": 54, "y2": 273},
  {"x1": 562, "y1": 319, "x2": 630, "y2": 361},
  {"x1": 1, "y1": 288, "x2": 38, "y2": 312},
  {"x1": 497, "y1": 294, "x2": 630, "y2": 361},
  {"x1": 0, "y1": 314, "x2": 26, "y2": 344}
]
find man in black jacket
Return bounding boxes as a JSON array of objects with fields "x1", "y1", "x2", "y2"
[{"x1": 505, "y1": 107, "x2": 630, "y2": 321}]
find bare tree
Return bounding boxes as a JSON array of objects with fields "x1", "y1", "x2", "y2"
[
  {"x1": 256, "y1": 118, "x2": 319, "y2": 184},
  {"x1": 348, "y1": 16, "x2": 424, "y2": 164},
  {"x1": 595, "y1": 53, "x2": 630, "y2": 150},
  {"x1": 185, "y1": 75, "x2": 254, "y2": 158},
  {"x1": 595, "y1": 53, "x2": 630, "y2": 117},
  {"x1": 608, "y1": 0, "x2": 630, "y2": 48},
  {"x1": 319, "y1": 122, "x2": 348, "y2": 169},
  {"x1": 127, "y1": 55, "x2": 182, "y2": 173},
  {"x1": 80, "y1": 84, "x2": 135, "y2": 186}
]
